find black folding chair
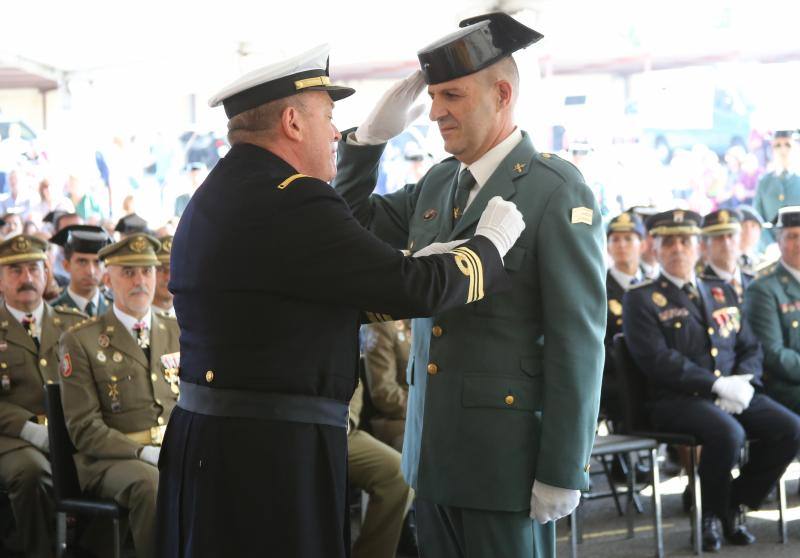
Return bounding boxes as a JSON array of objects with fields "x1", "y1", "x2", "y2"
[{"x1": 44, "y1": 383, "x2": 127, "y2": 558}]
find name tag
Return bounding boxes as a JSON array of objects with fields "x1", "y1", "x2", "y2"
[{"x1": 659, "y1": 308, "x2": 689, "y2": 322}]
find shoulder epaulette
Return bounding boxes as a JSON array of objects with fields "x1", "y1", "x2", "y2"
[
  {"x1": 629, "y1": 279, "x2": 654, "y2": 290},
  {"x1": 756, "y1": 260, "x2": 780, "y2": 278},
  {"x1": 277, "y1": 173, "x2": 310, "y2": 190},
  {"x1": 535, "y1": 152, "x2": 582, "y2": 183},
  {"x1": 156, "y1": 311, "x2": 177, "y2": 320},
  {"x1": 53, "y1": 304, "x2": 88, "y2": 317},
  {"x1": 66, "y1": 316, "x2": 100, "y2": 333}
]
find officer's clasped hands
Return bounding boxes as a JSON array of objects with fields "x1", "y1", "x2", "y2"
[
  {"x1": 354, "y1": 70, "x2": 427, "y2": 145},
  {"x1": 475, "y1": 197, "x2": 526, "y2": 259},
  {"x1": 20, "y1": 421, "x2": 49, "y2": 453},
  {"x1": 712, "y1": 374, "x2": 755, "y2": 414},
  {"x1": 139, "y1": 445, "x2": 161, "y2": 467}
]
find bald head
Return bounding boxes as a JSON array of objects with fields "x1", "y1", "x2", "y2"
[{"x1": 480, "y1": 56, "x2": 519, "y2": 105}]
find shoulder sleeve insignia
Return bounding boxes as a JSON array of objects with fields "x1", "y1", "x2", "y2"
[
  {"x1": 571, "y1": 207, "x2": 593, "y2": 226},
  {"x1": 277, "y1": 173, "x2": 310, "y2": 190},
  {"x1": 61, "y1": 353, "x2": 72, "y2": 378},
  {"x1": 451, "y1": 246, "x2": 485, "y2": 303}
]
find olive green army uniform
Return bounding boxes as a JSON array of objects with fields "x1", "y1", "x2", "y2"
[
  {"x1": 349, "y1": 380, "x2": 413, "y2": 558},
  {"x1": 0, "y1": 234, "x2": 86, "y2": 558},
  {"x1": 363, "y1": 320, "x2": 411, "y2": 451},
  {"x1": 59, "y1": 234, "x2": 180, "y2": 557}
]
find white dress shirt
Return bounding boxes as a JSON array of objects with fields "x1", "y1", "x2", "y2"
[
  {"x1": 6, "y1": 302, "x2": 44, "y2": 339},
  {"x1": 707, "y1": 262, "x2": 744, "y2": 287},
  {"x1": 609, "y1": 266, "x2": 643, "y2": 291},
  {"x1": 67, "y1": 287, "x2": 101, "y2": 315},
  {"x1": 113, "y1": 305, "x2": 152, "y2": 342},
  {"x1": 661, "y1": 269, "x2": 697, "y2": 291},
  {"x1": 459, "y1": 128, "x2": 523, "y2": 210}
]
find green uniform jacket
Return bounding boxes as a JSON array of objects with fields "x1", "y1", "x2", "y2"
[
  {"x1": 334, "y1": 131, "x2": 606, "y2": 512},
  {"x1": 51, "y1": 289, "x2": 112, "y2": 317},
  {"x1": 59, "y1": 309, "x2": 180, "y2": 489},
  {"x1": 753, "y1": 171, "x2": 800, "y2": 249},
  {"x1": 0, "y1": 303, "x2": 86, "y2": 456},
  {"x1": 744, "y1": 262, "x2": 800, "y2": 412}
]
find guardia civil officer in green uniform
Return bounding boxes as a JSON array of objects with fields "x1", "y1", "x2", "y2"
[
  {"x1": 49, "y1": 224, "x2": 113, "y2": 316},
  {"x1": 0, "y1": 235, "x2": 86, "y2": 557},
  {"x1": 753, "y1": 130, "x2": 800, "y2": 250},
  {"x1": 334, "y1": 13, "x2": 606, "y2": 557},
  {"x1": 744, "y1": 206, "x2": 800, "y2": 414},
  {"x1": 700, "y1": 209, "x2": 753, "y2": 305},
  {"x1": 156, "y1": 44, "x2": 523, "y2": 558},
  {"x1": 59, "y1": 234, "x2": 180, "y2": 557}
]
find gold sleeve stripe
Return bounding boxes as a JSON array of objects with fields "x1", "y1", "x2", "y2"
[
  {"x1": 451, "y1": 246, "x2": 485, "y2": 303},
  {"x1": 365, "y1": 312, "x2": 394, "y2": 323},
  {"x1": 277, "y1": 173, "x2": 309, "y2": 190},
  {"x1": 457, "y1": 247, "x2": 484, "y2": 302}
]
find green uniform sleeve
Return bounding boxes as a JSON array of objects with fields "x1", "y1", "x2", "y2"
[
  {"x1": 744, "y1": 280, "x2": 800, "y2": 383},
  {"x1": 534, "y1": 180, "x2": 606, "y2": 491}
]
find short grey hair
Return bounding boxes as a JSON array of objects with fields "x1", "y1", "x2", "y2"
[{"x1": 227, "y1": 94, "x2": 307, "y2": 145}]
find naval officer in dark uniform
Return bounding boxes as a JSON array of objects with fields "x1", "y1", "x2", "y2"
[
  {"x1": 155, "y1": 44, "x2": 524, "y2": 558},
  {"x1": 623, "y1": 209, "x2": 800, "y2": 551},
  {"x1": 700, "y1": 209, "x2": 753, "y2": 305}
]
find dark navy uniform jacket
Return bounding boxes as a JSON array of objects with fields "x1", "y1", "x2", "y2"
[
  {"x1": 623, "y1": 274, "x2": 762, "y2": 402},
  {"x1": 156, "y1": 143, "x2": 508, "y2": 558},
  {"x1": 702, "y1": 263, "x2": 754, "y2": 306}
]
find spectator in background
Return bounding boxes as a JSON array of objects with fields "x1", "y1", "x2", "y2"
[
  {"x1": 0, "y1": 169, "x2": 33, "y2": 219},
  {"x1": 30, "y1": 178, "x2": 75, "y2": 226},
  {"x1": 363, "y1": 320, "x2": 411, "y2": 452},
  {"x1": 738, "y1": 205, "x2": 767, "y2": 274},
  {"x1": 754, "y1": 131, "x2": 800, "y2": 250},
  {"x1": 1, "y1": 212, "x2": 23, "y2": 238},
  {"x1": 174, "y1": 162, "x2": 206, "y2": 217},
  {"x1": 67, "y1": 175, "x2": 105, "y2": 224}
]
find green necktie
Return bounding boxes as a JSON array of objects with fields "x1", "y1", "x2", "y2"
[
  {"x1": 85, "y1": 300, "x2": 95, "y2": 317},
  {"x1": 453, "y1": 168, "x2": 476, "y2": 224}
]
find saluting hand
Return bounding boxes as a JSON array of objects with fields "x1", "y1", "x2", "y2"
[{"x1": 354, "y1": 71, "x2": 427, "y2": 145}]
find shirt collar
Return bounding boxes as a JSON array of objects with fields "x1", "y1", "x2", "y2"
[
  {"x1": 67, "y1": 287, "x2": 100, "y2": 314},
  {"x1": 151, "y1": 304, "x2": 174, "y2": 317},
  {"x1": 113, "y1": 304, "x2": 152, "y2": 340},
  {"x1": 661, "y1": 269, "x2": 696, "y2": 290},
  {"x1": 609, "y1": 266, "x2": 642, "y2": 291},
  {"x1": 458, "y1": 128, "x2": 523, "y2": 188},
  {"x1": 5, "y1": 301, "x2": 45, "y2": 332},
  {"x1": 708, "y1": 262, "x2": 742, "y2": 284},
  {"x1": 782, "y1": 260, "x2": 800, "y2": 285}
]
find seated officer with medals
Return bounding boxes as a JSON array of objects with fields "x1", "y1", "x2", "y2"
[
  {"x1": 603, "y1": 212, "x2": 645, "y2": 426},
  {"x1": 0, "y1": 235, "x2": 86, "y2": 558},
  {"x1": 738, "y1": 205, "x2": 767, "y2": 275},
  {"x1": 745, "y1": 206, "x2": 800, "y2": 415},
  {"x1": 49, "y1": 224, "x2": 113, "y2": 316},
  {"x1": 59, "y1": 234, "x2": 180, "y2": 558},
  {"x1": 700, "y1": 209, "x2": 753, "y2": 305},
  {"x1": 157, "y1": 43, "x2": 521, "y2": 558},
  {"x1": 623, "y1": 209, "x2": 800, "y2": 552}
]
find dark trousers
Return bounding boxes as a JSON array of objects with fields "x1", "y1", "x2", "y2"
[
  {"x1": 415, "y1": 498, "x2": 555, "y2": 558},
  {"x1": 650, "y1": 393, "x2": 800, "y2": 517}
]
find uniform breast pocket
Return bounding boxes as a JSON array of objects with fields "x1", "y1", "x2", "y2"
[
  {"x1": 97, "y1": 374, "x2": 133, "y2": 414},
  {"x1": 0, "y1": 352, "x2": 28, "y2": 394},
  {"x1": 503, "y1": 245, "x2": 528, "y2": 273},
  {"x1": 462, "y1": 373, "x2": 541, "y2": 412}
]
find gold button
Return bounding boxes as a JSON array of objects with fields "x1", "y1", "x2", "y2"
[
  {"x1": 431, "y1": 326, "x2": 443, "y2": 338},
  {"x1": 427, "y1": 363, "x2": 438, "y2": 375},
  {"x1": 674, "y1": 322, "x2": 682, "y2": 329},
  {"x1": 46, "y1": 379, "x2": 54, "y2": 384},
  {"x1": 151, "y1": 373, "x2": 158, "y2": 382},
  {"x1": 714, "y1": 370, "x2": 722, "y2": 377},
  {"x1": 1, "y1": 362, "x2": 8, "y2": 369},
  {"x1": 584, "y1": 463, "x2": 591, "y2": 472},
  {"x1": 616, "y1": 318, "x2": 622, "y2": 326},
  {"x1": 504, "y1": 395, "x2": 515, "y2": 406},
  {"x1": 39, "y1": 358, "x2": 47, "y2": 367},
  {"x1": 780, "y1": 194, "x2": 786, "y2": 202},
  {"x1": 111, "y1": 375, "x2": 118, "y2": 382},
  {"x1": 793, "y1": 321, "x2": 799, "y2": 329},
  {"x1": 155, "y1": 399, "x2": 161, "y2": 405},
  {"x1": 708, "y1": 327, "x2": 714, "y2": 335},
  {"x1": 157, "y1": 417, "x2": 165, "y2": 425},
  {"x1": 711, "y1": 348, "x2": 719, "y2": 357},
  {"x1": 205, "y1": 370, "x2": 214, "y2": 383}
]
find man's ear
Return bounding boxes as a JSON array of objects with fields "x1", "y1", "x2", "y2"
[
  {"x1": 496, "y1": 80, "x2": 513, "y2": 110},
  {"x1": 281, "y1": 105, "x2": 303, "y2": 142}
]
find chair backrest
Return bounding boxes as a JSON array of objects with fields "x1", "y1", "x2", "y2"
[
  {"x1": 44, "y1": 383, "x2": 82, "y2": 501},
  {"x1": 612, "y1": 334, "x2": 653, "y2": 434}
]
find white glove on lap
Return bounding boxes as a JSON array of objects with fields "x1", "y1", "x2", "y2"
[
  {"x1": 475, "y1": 197, "x2": 526, "y2": 259},
  {"x1": 354, "y1": 71, "x2": 427, "y2": 145},
  {"x1": 715, "y1": 397, "x2": 745, "y2": 415},
  {"x1": 711, "y1": 374, "x2": 754, "y2": 410},
  {"x1": 530, "y1": 480, "x2": 581, "y2": 524},
  {"x1": 412, "y1": 239, "x2": 468, "y2": 258},
  {"x1": 20, "y1": 421, "x2": 49, "y2": 453},
  {"x1": 139, "y1": 445, "x2": 161, "y2": 467}
]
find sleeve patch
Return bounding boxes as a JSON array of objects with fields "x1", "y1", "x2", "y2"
[
  {"x1": 61, "y1": 353, "x2": 73, "y2": 378},
  {"x1": 571, "y1": 207, "x2": 593, "y2": 226}
]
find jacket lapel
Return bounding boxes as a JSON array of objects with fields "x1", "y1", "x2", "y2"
[
  {"x1": 449, "y1": 132, "x2": 536, "y2": 240},
  {"x1": 149, "y1": 314, "x2": 167, "y2": 373},
  {"x1": 106, "y1": 311, "x2": 148, "y2": 368},
  {"x1": 660, "y1": 275, "x2": 704, "y2": 323},
  {"x1": 696, "y1": 279, "x2": 720, "y2": 327},
  {"x1": 778, "y1": 264, "x2": 800, "y2": 301},
  {"x1": 0, "y1": 306, "x2": 38, "y2": 355}
]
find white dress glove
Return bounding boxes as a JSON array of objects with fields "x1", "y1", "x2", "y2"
[
  {"x1": 711, "y1": 374, "x2": 754, "y2": 410},
  {"x1": 530, "y1": 480, "x2": 581, "y2": 524},
  {"x1": 475, "y1": 196, "x2": 526, "y2": 259},
  {"x1": 715, "y1": 397, "x2": 745, "y2": 415},
  {"x1": 20, "y1": 421, "x2": 49, "y2": 453},
  {"x1": 139, "y1": 445, "x2": 161, "y2": 466},
  {"x1": 412, "y1": 239, "x2": 468, "y2": 258},
  {"x1": 354, "y1": 71, "x2": 427, "y2": 145}
]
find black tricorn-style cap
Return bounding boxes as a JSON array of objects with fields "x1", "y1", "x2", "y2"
[
  {"x1": 417, "y1": 12, "x2": 543, "y2": 85},
  {"x1": 50, "y1": 225, "x2": 113, "y2": 254}
]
